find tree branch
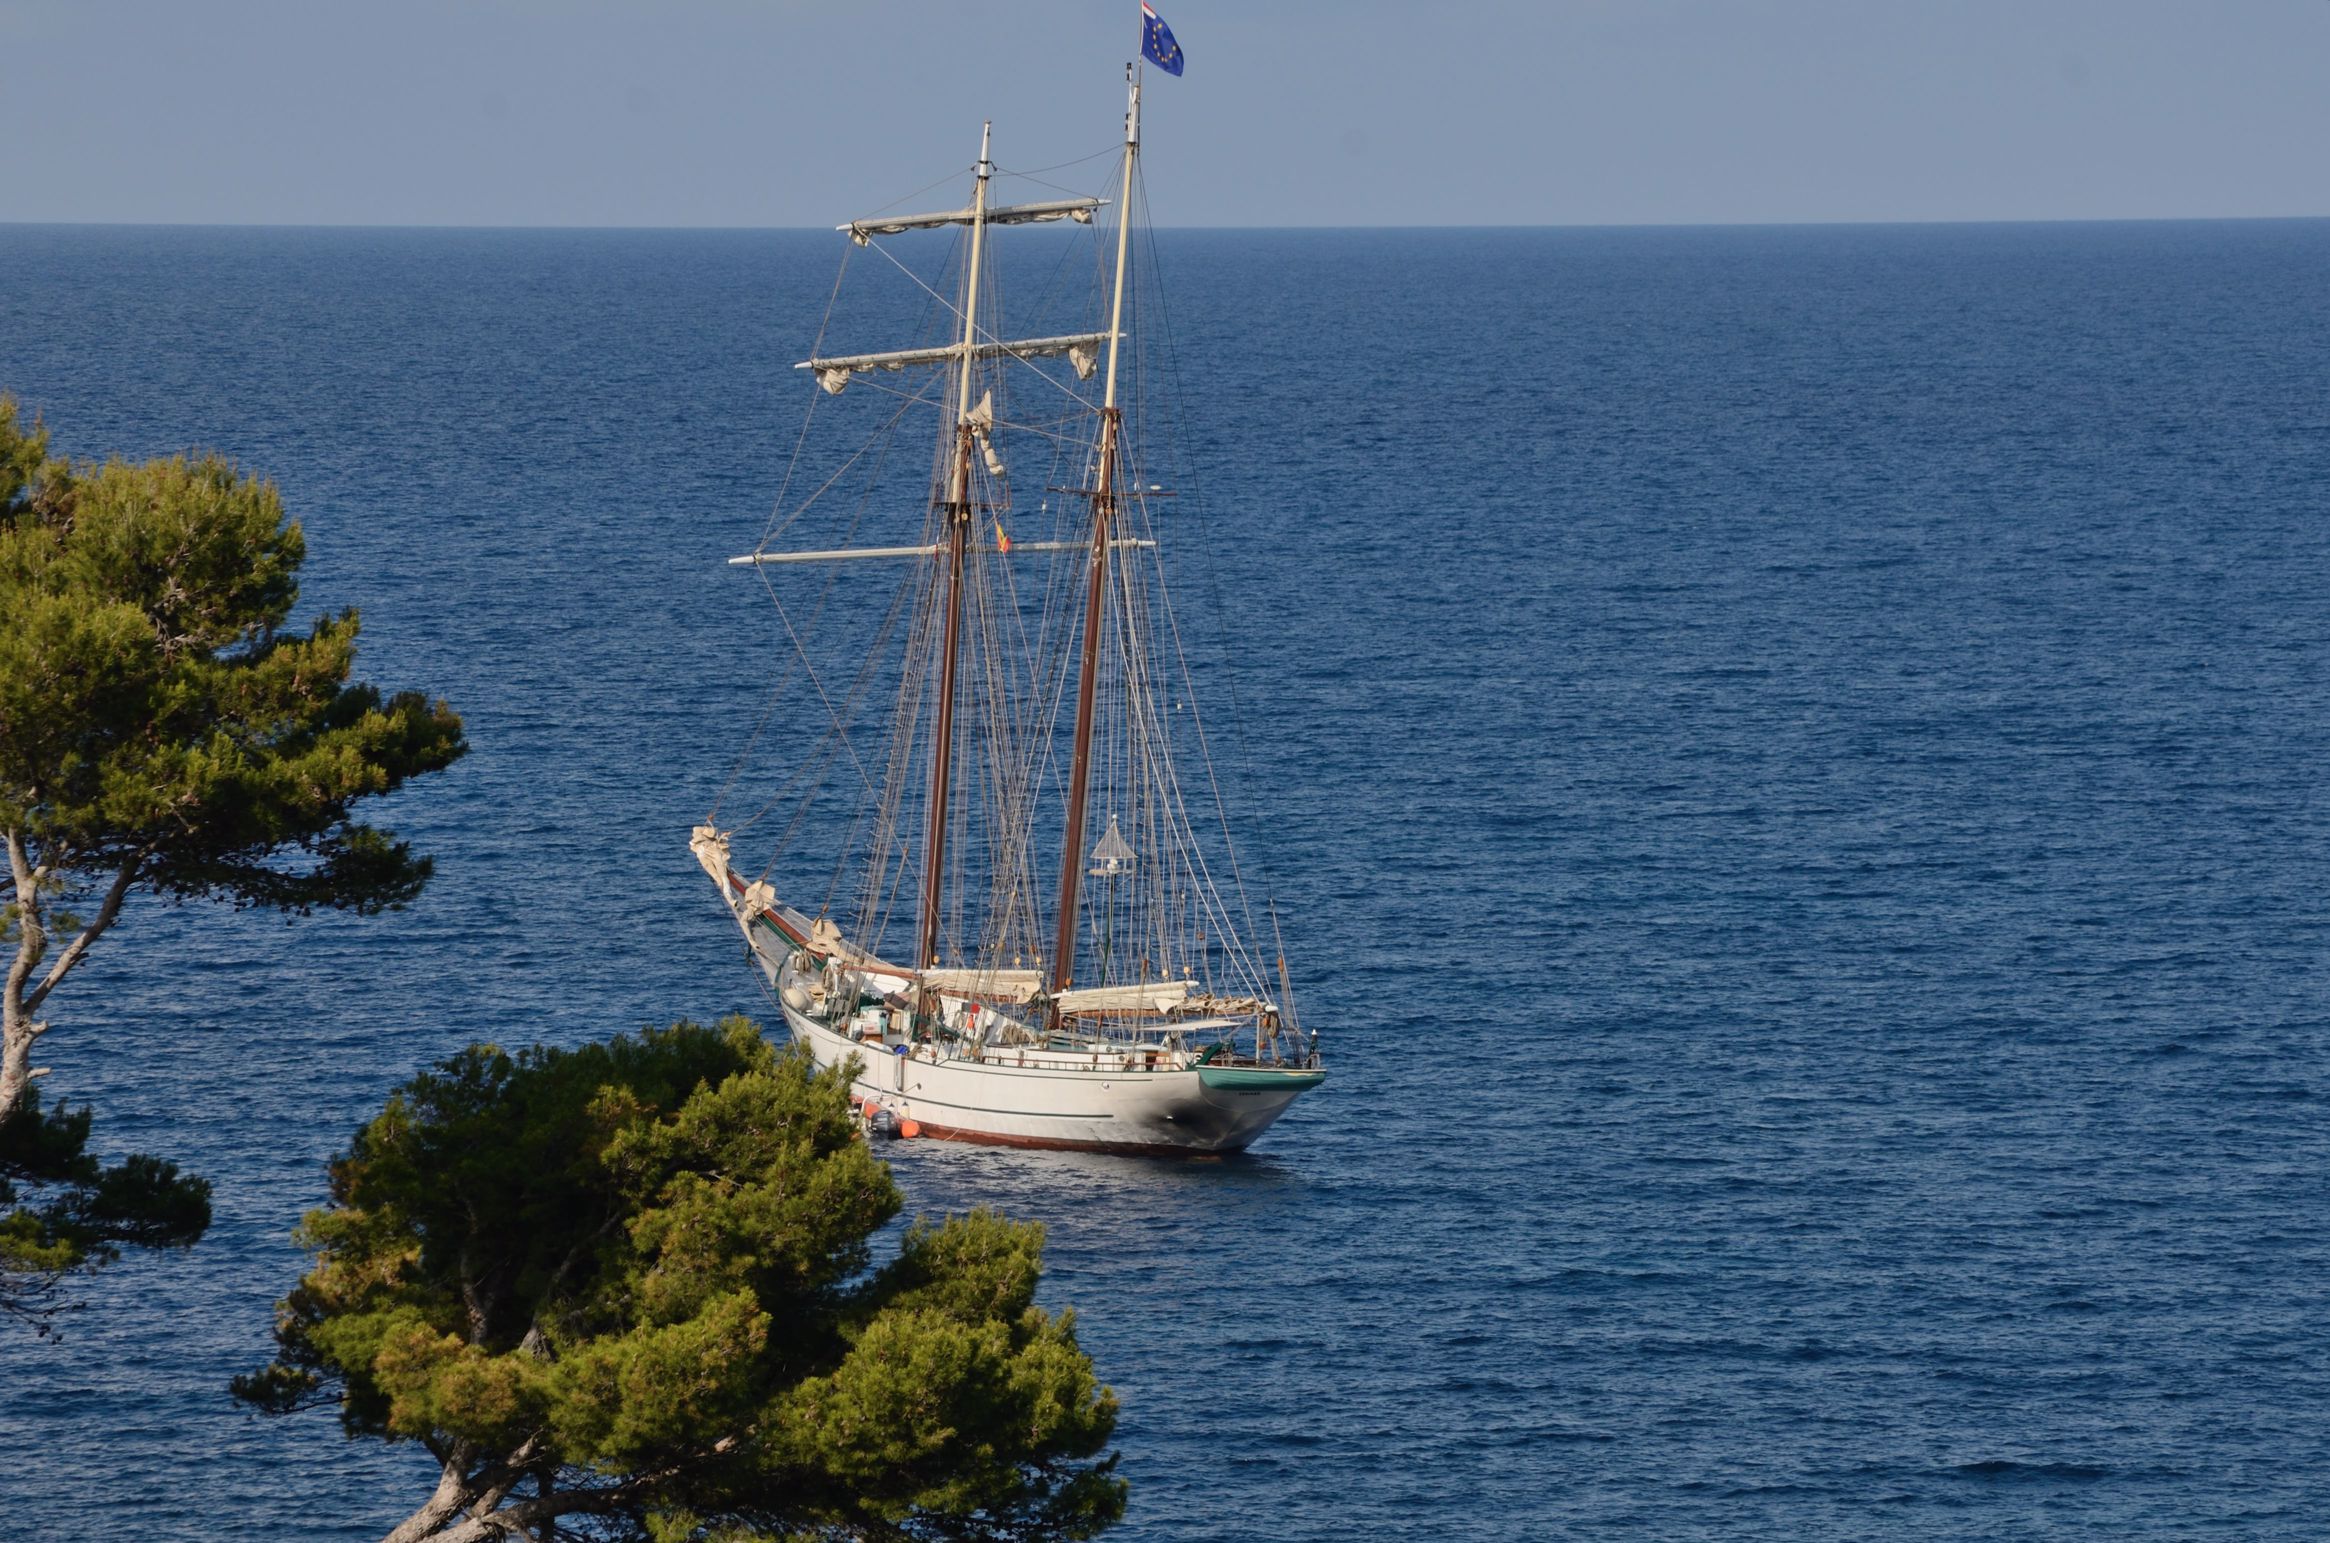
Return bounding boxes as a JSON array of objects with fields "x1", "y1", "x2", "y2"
[
  {"x1": 464, "y1": 1433, "x2": 543, "y2": 1521},
  {"x1": 380, "y1": 1435, "x2": 562, "y2": 1543},
  {"x1": 386, "y1": 1449, "x2": 705, "y2": 1543},
  {"x1": 407, "y1": 1477, "x2": 642, "y2": 1543},
  {"x1": 25, "y1": 850, "x2": 143, "y2": 1014},
  {"x1": 380, "y1": 1441, "x2": 481, "y2": 1543}
]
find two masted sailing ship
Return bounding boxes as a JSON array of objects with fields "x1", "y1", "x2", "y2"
[{"x1": 692, "y1": 68, "x2": 1323, "y2": 1154}]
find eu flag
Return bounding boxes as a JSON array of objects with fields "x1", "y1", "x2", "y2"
[{"x1": 1141, "y1": 2, "x2": 1185, "y2": 76}]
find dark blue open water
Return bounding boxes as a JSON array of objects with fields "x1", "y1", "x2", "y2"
[{"x1": 3, "y1": 221, "x2": 2328, "y2": 1538}]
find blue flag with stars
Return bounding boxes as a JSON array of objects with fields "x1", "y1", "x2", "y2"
[{"x1": 1141, "y1": 1, "x2": 1184, "y2": 76}]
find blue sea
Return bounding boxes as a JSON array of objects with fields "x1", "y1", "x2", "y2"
[{"x1": 3, "y1": 220, "x2": 2328, "y2": 1539}]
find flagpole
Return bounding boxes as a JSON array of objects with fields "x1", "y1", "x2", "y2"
[{"x1": 1109, "y1": 63, "x2": 1140, "y2": 406}]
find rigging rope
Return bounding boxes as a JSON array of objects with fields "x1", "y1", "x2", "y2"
[{"x1": 713, "y1": 142, "x2": 1295, "y2": 1031}]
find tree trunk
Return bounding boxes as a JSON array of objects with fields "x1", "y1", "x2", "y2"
[
  {"x1": 1, "y1": 832, "x2": 140, "y2": 1116},
  {"x1": 0, "y1": 997, "x2": 36, "y2": 1119},
  {"x1": 380, "y1": 1437, "x2": 561, "y2": 1543},
  {"x1": 2, "y1": 829, "x2": 48, "y2": 1117}
]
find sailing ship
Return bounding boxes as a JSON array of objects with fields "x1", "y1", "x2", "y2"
[{"x1": 691, "y1": 65, "x2": 1322, "y2": 1154}]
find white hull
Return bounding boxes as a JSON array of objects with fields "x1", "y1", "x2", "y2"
[
  {"x1": 752, "y1": 951, "x2": 1308, "y2": 1156},
  {"x1": 693, "y1": 830, "x2": 1321, "y2": 1155}
]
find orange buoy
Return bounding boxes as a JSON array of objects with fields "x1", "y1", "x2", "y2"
[{"x1": 897, "y1": 1119, "x2": 922, "y2": 1139}]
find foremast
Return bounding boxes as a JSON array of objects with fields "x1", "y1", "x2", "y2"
[
  {"x1": 1049, "y1": 70, "x2": 1142, "y2": 1005},
  {"x1": 918, "y1": 122, "x2": 995, "y2": 990}
]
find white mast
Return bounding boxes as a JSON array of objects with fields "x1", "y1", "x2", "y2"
[
  {"x1": 1102, "y1": 76, "x2": 1139, "y2": 413},
  {"x1": 955, "y1": 121, "x2": 996, "y2": 430}
]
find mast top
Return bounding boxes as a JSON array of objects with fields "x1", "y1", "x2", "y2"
[{"x1": 954, "y1": 121, "x2": 997, "y2": 429}]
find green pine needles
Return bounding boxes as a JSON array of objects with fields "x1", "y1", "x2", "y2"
[
  {"x1": 237, "y1": 1018, "x2": 1126, "y2": 1543},
  {"x1": 0, "y1": 1088, "x2": 211, "y2": 1336},
  {"x1": 0, "y1": 394, "x2": 465, "y2": 1317}
]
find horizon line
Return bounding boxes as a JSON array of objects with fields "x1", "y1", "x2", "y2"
[{"x1": 6, "y1": 213, "x2": 2328, "y2": 236}]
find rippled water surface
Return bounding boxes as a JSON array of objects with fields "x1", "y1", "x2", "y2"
[{"x1": 4, "y1": 220, "x2": 2328, "y2": 1538}]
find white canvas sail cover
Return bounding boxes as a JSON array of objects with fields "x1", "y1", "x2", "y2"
[
  {"x1": 968, "y1": 390, "x2": 1006, "y2": 475},
  {"x1": 918, "y1": 966, "x2": 1044, "y2": 995},
  {"x1": 843, "y1": 197, "x2": 1105, "y2": 244},
  {"x1": 1056, "y1": 979, "x2": 1193, "y2": 1014},
  {"x1": 854, "y1": 971, "x2": 1189, "y2": 1013},
  {"x1": 804, "y1": 332, "x2": 1110, "y2": 394},
  {"x1": 690, "y1": 823, "x2": 731, "y2": 883}
]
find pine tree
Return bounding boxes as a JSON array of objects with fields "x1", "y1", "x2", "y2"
[
  {"x1": 0, "y1": 394, "x2": 466, "y2": 1318},
  {"x1": 236, "y1": 1019, "x2": 1126, "y2": 1543}
]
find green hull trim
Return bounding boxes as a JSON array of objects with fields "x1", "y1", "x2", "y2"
[{"x1": 1198, "y1": 1065, "x2": 1327, "y2": 1094}]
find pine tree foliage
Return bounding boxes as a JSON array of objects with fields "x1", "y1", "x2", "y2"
[
  {"x1": 236, "y1": 1019, "x2": 1126, "y2": 1543},
  {"x1": 0, "y1": 394, "x2": 466, "y2": 1308},
  {"x1": 0, "y1": 1088, "x2": 211, "y2": 1335}
]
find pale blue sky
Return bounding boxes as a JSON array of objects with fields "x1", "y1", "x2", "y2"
[{"x1": 3, "y1": 0, "x2": 2326, "y2": 227}]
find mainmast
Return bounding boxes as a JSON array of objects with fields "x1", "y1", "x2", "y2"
[
  {"x1": 920, "y1": 122, "x2": 994, "y2": 984},
  {"x1": 1049, "y1": 70, "x2": 1140, "y2": 1001}
]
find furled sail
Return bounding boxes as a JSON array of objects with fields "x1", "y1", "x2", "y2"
[
  {"x1": 842, "y1": 197, "x2": 1105, "y2": 245},
  {"x1": 1056, "y1": 980, "x2": 1193, "y2": 1015},
  {"x1": 805, "y1": 332, "x2": 1109, "y2": 395},
  {"x1": 825, "y1": 973, "x2": 1189, "y2": 1013},
  {"x1": 917, "y1": 967, "x2": 1044, "y2": 995},
  {"x1": 968, "y1": 390, "x2": 1006, "y2": 475}
]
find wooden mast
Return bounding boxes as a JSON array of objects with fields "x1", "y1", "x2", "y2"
[
  {"x1": 1049, "y1": 71, "x2": 1140, "y2": 1003},
  {"x1": 920, "y1": 122, "x2": 994, "y2": 989}
]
